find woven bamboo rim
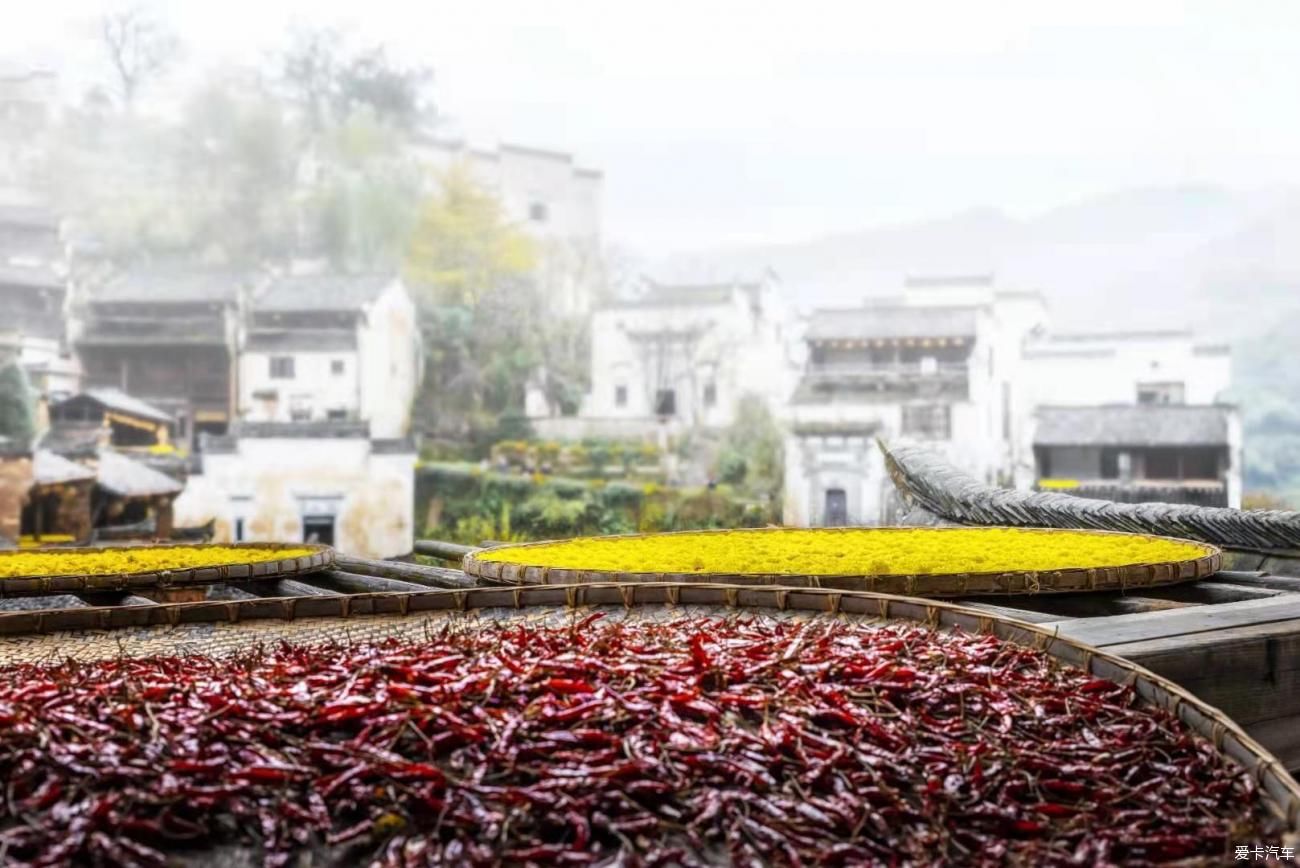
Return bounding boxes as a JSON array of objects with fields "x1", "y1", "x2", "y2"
[
  {"x1": 0, "y1": 542, "x2": 335, "y2": 597},
  {"x1": 0, "y1": 581, "x2": 1293, "y2": 836},
  {"x1": 461, "y1": 526, "x2": 1222, "y2": 596}
]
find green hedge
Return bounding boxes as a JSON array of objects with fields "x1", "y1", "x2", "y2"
[{"x1": 415, "y1": 462, "x2": 773, "y2": 544}]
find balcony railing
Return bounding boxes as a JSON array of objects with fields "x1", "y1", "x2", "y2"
[{"x1": 804, "y1": 362, "x2": 969, "y2": 394}]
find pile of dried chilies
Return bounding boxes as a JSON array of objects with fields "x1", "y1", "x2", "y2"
[{"x1": 0, "y1": 614, "x2": 1278, "y2": 866}]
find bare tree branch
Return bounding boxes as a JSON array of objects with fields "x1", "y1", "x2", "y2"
[{"x1": 96, "y1": 5, "x2": 178, "y2": 110}]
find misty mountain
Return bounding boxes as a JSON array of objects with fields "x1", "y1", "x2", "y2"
[
  {"x1": 658, "y1": 184, "x2": 1300, "y2": 503},
  {"x1": 658, "y1": 184, "x2": 1300, "y2": 337}
]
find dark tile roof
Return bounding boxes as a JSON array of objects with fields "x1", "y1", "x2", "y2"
[
  {"x1": 89, "y1": 266, "x2": 248, "y2": 303},
  {"x1": 806, "y1": 303, "x2": 979, "y2": 341},
  {"x1": 1034, "y1": 405, "x2": 1231, "y2": 447},
  {"x1": 32, "y1": 449, "x2": 95, "y2": 485},
  {"x1": 95, "y1": 450, "x2": 183, "y2": 498},
  {"x1": 245, "y1": 329, "x2": 358, "y2": 352},
  {"x1": 75, "y1": 388, "x2": 174, "y2": 425},
  {"x1": 39, "y1": 423, "x2": 102, "y2": 458},
  {"x1": 253, "y1": 273, "x2": 393, "y2": 313}
]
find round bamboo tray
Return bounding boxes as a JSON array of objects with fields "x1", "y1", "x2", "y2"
[
  {"x1": 0, "y1": 581, "x2": 1292, "y2": 847},
  {"x1": 462, "y1": 526, "x2": 1222, "y2": 596},
  {"x1": 0, "y1": 542, "x2": 334, "y2": 598}
]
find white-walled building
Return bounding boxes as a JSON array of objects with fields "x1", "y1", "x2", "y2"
[
  {"x1": 176, "y1": 271, "x2": 423, "y2": 557},
  {"x1": 783, "y1": 276, "x2": 1048, "y2": 527},
  {"x1": 414, "y1": 138, "x2": 603, "y2": 317},
  {"x1": 175, "y1": 423, "x2": 416, "y2": 558},
  {"x1": 1020, "y1": 330, "x2": 1240, "y2": 507},
  {"x1": 240, "y1": 272, "x2": 421, "y2": 439},
  {"x1": 576, "y1": 274, "x2": 794, "y2": 437}
]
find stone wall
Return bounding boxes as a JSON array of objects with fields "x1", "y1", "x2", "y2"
[{"x1": 0, "y1": 454, "x2": 33, "y2": 543}]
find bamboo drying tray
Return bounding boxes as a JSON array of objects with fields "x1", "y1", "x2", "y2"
[
  {"x1": 462, "y1": 526, "x2": 1221, "y2": 596},
  {"x1": 0, "y1": 581, "x2": 1292, "y2": 842},
  {"x1": 0, "y1": 542, "x2": 334, "y2": 597}
]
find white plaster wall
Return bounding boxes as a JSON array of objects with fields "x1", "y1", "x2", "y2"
[
  {"x1": 174, "y1": 437, "x2": 415, "y2": 558},
  {"x1": 358, "y1": 280, "x2": 421, "y2": 438},
  {"x1": 586, "y1": 285, "x2": 793, "y2": 429},
  {"x1": 1022, "y1": 334, "x2": 1232, "y2": 409},
  {"x1": 240, "y1": 350, "x2": 360, "y2": 423}
]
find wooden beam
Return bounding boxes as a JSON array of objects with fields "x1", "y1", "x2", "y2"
[
  {"x1": 335, "y1": 555, "x2": 479, "y2": 590},
  {"x1": 1103, "y1": 617, "x2": 1300, "y2": 771},
  {"x1": 1045, "y1": 596, "x2": 1300, "y2": 648},
  {"x1": 237, "y1": 579, "x2": 341, "y2": 598},
  {"x1": 309, "y1": 570, "x2": 433, "y2": 595}
]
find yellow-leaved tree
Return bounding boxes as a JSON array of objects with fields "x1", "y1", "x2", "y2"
[{"x1": 403, "y1": 164, "x2": 542, "y2": 443}]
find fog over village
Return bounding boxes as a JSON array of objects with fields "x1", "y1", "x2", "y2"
[{"x1": 5, "y1": 3, "x2": 1300, "y2": 865}]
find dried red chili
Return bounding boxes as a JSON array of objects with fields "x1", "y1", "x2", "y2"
[{"x1": 0, "y1": 615, "x2": 1281, "y2": 866}]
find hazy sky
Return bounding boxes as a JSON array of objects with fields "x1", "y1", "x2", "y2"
[{"x1": 7, "y1": 0, "x2": 1300, "y2": 254}]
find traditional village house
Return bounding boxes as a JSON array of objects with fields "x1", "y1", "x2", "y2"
[
  {"x1": 175, "y1": 270, "x2": 421, "y2": 559},
  {"x1": 1020, "y1": 330, "x2": 1240, "y2": 507},
  {"x1": 183, "y1": 422, "x2": 416, "y2": 557},
  {"x1": 35, "y1": 389, "x2": 185, "y2": 542},
  {"x1": 783, "y1": 276, "x2": 1047, "y2": 527},
  {"x1": 21, "y1": 450, "x2": 95, "y2": 546},
  {"x1": 238, "y1": 272, "x2": 421, "y2": 439},
  {"x1": 569, "y1": 274, "x2": 793, "y2": 442},
  {"x1": 69, "y1": 265, "x2": 247, "y2": 452}
]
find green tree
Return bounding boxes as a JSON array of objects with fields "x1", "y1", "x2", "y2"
[
  {"x1": 716, "y1": 394, "x2": 785, "y2": 500},
  {"x1": 403, "y1": 166, "x2": 541, "y2": 441},
  {"x1": 0, "y1": 361, "x2": 36, "y2": 447}
]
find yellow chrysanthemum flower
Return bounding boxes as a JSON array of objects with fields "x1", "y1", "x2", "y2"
[
  {"x1": 0, "y1": 546, "x2": 317, "y2": 579},
  {"x1": 473, "y1": 527, "x2": 1210, "y2": 576}
]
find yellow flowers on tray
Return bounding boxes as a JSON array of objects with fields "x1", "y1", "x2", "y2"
[
  {"x1": 472, "y1": 527, "x2": 1212, "y2": 577},
  {"x1": 0, "y1": 546, "x2": 317, "y2": 579}
]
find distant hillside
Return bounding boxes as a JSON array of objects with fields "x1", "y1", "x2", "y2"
[
  {"x1": 658, "y1": 185, "x2": 1300, "y2": 502},
  {"x1": 658, "y1": 184, "x2": 1300, "y2": 337}
]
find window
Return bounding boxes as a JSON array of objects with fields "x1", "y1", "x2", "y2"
[
  {"x1": 901, "y1": 404, "x2": 951, "y2": 439},
  {"x1": 270, "y1": 356, "x2": 295, "y2": 379},
  {"x1": 326, "y1": 408, "x2": 348, "y2": 421},
  {"x1": 233, "y1": 518, "x2": 244, "y2": 542},
  {"x1": 302, "y1": 515, "x2": 335, "y2": 546},
  {"x1": 654, "y1": 389, "x2": 677, "y2": 416},
  {"x1": 614, "y1": 384, "x2": 628, "y2": 407},
  {"x1": 529, "y1": 201, "x2": 548, "y2": 222},
  {"x1": 703, "y1": 381, "x2": 717, "y2": 407},
  {"x1": 331, "y1": 359, "x2": 345, "y2": 375},
  {"x1": 1137, "y1": 382, "x2": 1185, "y2": 405}
]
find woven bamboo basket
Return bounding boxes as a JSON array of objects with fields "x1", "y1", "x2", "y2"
[
  {"x1": 0, "y1": 581, "x2": 1293, "y2": 849},
  {"x1": 0, "y1": 542, "x2": 334, "y2": 597},
  {"x1": 461, "y1": 526, "x2": 1222, "y2": 596}
]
